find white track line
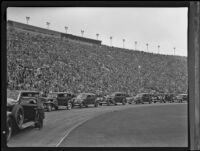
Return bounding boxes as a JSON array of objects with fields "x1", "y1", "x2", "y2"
[{"x1": 55, "y1": 118, "x2": 91, "y2": 147}]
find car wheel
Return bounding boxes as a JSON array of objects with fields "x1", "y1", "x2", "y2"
[
  {"x1": 67, "y1": 103, "x2": 72, "y2": 110},
  {"x1": 47, "y1": 104, "x2": 52, "y2": 112},
  {"x1": 11, "y1": 105, "x2": 24, "y2": 130},
  {"x1": 7, "y1": 116, "x2": 12, "y2": 142}
]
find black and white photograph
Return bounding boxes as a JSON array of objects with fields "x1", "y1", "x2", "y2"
[{"x1": 2, "y1": 2, "x2": 200, "y2": 150}]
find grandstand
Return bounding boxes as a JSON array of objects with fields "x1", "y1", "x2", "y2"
[{"x1": 7, "y1": 20, "x2": 188, "y2": 95}]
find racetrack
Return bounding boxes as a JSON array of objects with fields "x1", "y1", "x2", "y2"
[{"x1": 7, "y1": 103, "x2": 187, "y2": 147}]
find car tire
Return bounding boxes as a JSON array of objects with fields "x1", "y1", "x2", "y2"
[
  {"x1": 47, "y1": 104, "x2": 52, "y2": 112},
  {"x1": 67, "y1": 103, "x2": 72, "y2": 110},
  {"x1": 11, "y1": 105, "x2": 24, "y2": 130},
  {"x1": 7, "y1": 116, "x2": 13, "y2": 142}
]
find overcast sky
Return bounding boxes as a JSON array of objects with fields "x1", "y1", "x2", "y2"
[{"x1": 7, "y1": 7, "x2": 188, "y2": 56}]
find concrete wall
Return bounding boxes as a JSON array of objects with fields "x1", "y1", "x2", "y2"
[
  {"x1": 7, "y1": 20, "x2": 61, "y2": 38},
  {"x1": 7, "y1": 20, "x2": 102, "y2": 46}
]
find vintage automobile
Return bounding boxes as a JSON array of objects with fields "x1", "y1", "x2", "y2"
[
  {"x1": 174, "y1": 93, "x2": 188, "y2": 103},
  {"x1": 43, "y1": 92, "x2": 75, "y2": 112},
  {"x1": 164, "y1": 93, "x2": 176, "y2": 103},
  {"x1": 7, "y1": 90, "x2": 45, "y2": 142},
  {"x1": 151, "y1": 93, "x2": 165, "y2": 103},
  {"x1": 96, "y1": 94, "x2": 107, "y2": 106},
  {"x1": 71, "y1": 93, "x2": 99, "y2": 108},
  {"x1": 134, "y1": 93, "x2": 153, "y2": 104},
  {"x1": 126, "y1": 95, "x2": 135, "y2": 104},
  {"x1": 106, "y1": 92, "x2": 127, "y2": 105}
]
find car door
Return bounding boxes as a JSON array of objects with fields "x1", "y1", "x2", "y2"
[
  {"x1": 57, "y1": 94, "x2": 65, "y2": 106},
  {"x1": 86, "y1": 95, "x2": 92, "y2": 104},
  {"x1": 91, "y1": 95, "x2": 96, "y2": 104},
  {"x1": 114, "y1": 93, "x2": 120, "y2": 102}
]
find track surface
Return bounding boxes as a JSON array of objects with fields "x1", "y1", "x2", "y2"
[{"x1": 7, "y1": 103, "x2": 187, "y2": 147}]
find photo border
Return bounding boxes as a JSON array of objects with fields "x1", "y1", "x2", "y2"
[{"x1": 1, "y1": 1, "x2": 199, "y2": 151}]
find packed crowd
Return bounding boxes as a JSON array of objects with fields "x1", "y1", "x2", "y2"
[{"x1": 7, "y1": 27, "x2": 188, "y2": 96}]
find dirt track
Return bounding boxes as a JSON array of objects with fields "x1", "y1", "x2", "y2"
[{"x1": 7, "y1": 103, "x2": 187, "y2": 147}]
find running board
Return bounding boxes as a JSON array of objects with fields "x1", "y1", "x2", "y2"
[{"x1": 21, "y1": 121, "x2": 35, "y2": 129}]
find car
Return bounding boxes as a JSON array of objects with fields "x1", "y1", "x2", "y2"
[
  {"x1": 164, "y1": 93, "x2": 176, "y2": 103},
  {"x1": 7, "y1": 90, "x2": 45, "y2": 142},
  {"x1": 134, "y1": 93, "x2": 153, "y2": 104},
  {"x1": 43, "y1": 92, "x2": 75, "y2": 112},
  {"x1": 106, "y1": 92, "x2": 127, "y2": 105},
  {"x1": 96, "y1": 94, "x2": 106, "y2": 106},
  {"x1": 71, "y1": 93, "x2": 99, "y2": 108},
  {"x1": 150, "y1": 93, "x2": 165, "y2": 103},
  {"x1": 126, "y1": 95, "x2": 135, "y2": 104},
  {"x1": 174, "y1": 94, "x2": 188, "y2": 103}
]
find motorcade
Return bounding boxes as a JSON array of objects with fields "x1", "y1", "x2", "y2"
[
  {"x1": 43, "y1": 92, "x2": 75, "y2": 111},
  {"x1": 7, "y1": 90, "x2": 45, "y2": 142},
  {"x1": 71, "y1": 93, "x2": 99, "y2": 108}
]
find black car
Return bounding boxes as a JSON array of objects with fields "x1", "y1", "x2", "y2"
[
  {"x1": 106, "y1": 92, "x2": 127, "y2": 105},
  {"x1": 134, "y1": 93, "x2": 152, "y2": 104},
  {"x1": 7, "y1": 90, "x2": 45, "y2": 142},
  {"x1": 164, "y1": 93, "x2": 176, "y2": 103},
  {"x1": 71, "y1": 93, "x2": 99, "y2": 108},
  {"x1": 43, "y1": 92, "x2": 75, "y2": 111}
]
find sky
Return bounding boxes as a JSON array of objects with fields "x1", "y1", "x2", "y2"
[{"x1": 7, "y1": 7, "x2": 188, "y2": 56}]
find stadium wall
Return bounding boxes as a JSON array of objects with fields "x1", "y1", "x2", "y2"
[{"x1": 7, "y1": 20, "x2": 102, "y2": 46}]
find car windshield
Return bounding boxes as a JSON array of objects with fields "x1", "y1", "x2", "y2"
[
  {"x1": 48, "y1": 93, "x2": 58, "y2": 98},
  {"x1": 136, "y1": 93, "x2": 144, "y2": 97},
  {"x1": 21, "y1": 92, "x2": 39, "y2": 97},
  {"x1": 111, "y1": 93, "x2": 118, "y2": 97},
  {"x1": 77, "y1": 93, "x2": 88, "y2": 99},
  {"x1": 7, "y1": 90, "x2": 20, "y2": 100}
]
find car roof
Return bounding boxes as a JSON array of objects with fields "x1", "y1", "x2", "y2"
[
  {"x1": 137, "y1": 93, "x2": 149, "y2": 95},
  {"x1": 8, "y1": 90, "x2": 40, "y2": 93},
  {"x1": 20, "y1": 90, "x2": 39, "y2": 93},
  {"x1": 79, "y1": 93, "x2": 95, "y2": 95},
  {"x1": 178, "y1": 93, "x2": 187, "y2": 95},
  {"x1": 50, "y1": 92, "x2": 73, "y2": 94},
  {"x1": 112, "y1": 92, "x2": 125, "y2": 94}
]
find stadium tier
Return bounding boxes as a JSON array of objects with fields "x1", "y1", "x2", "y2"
[{"x1": 7, "y1": 20, "x2": 188, "y2": 95}]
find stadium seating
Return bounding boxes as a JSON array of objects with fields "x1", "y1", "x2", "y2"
[{"x1": 7, "y1": 26, "x2": 188, "y2": 96}]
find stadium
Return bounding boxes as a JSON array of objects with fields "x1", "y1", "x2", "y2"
[{"x1": 7, "y1": 20, "x2": 188, "y2": 96}]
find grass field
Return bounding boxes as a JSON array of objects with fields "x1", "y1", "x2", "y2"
[{"x1": 60, "y1": 103, "x2": 188, "y2": 147}]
